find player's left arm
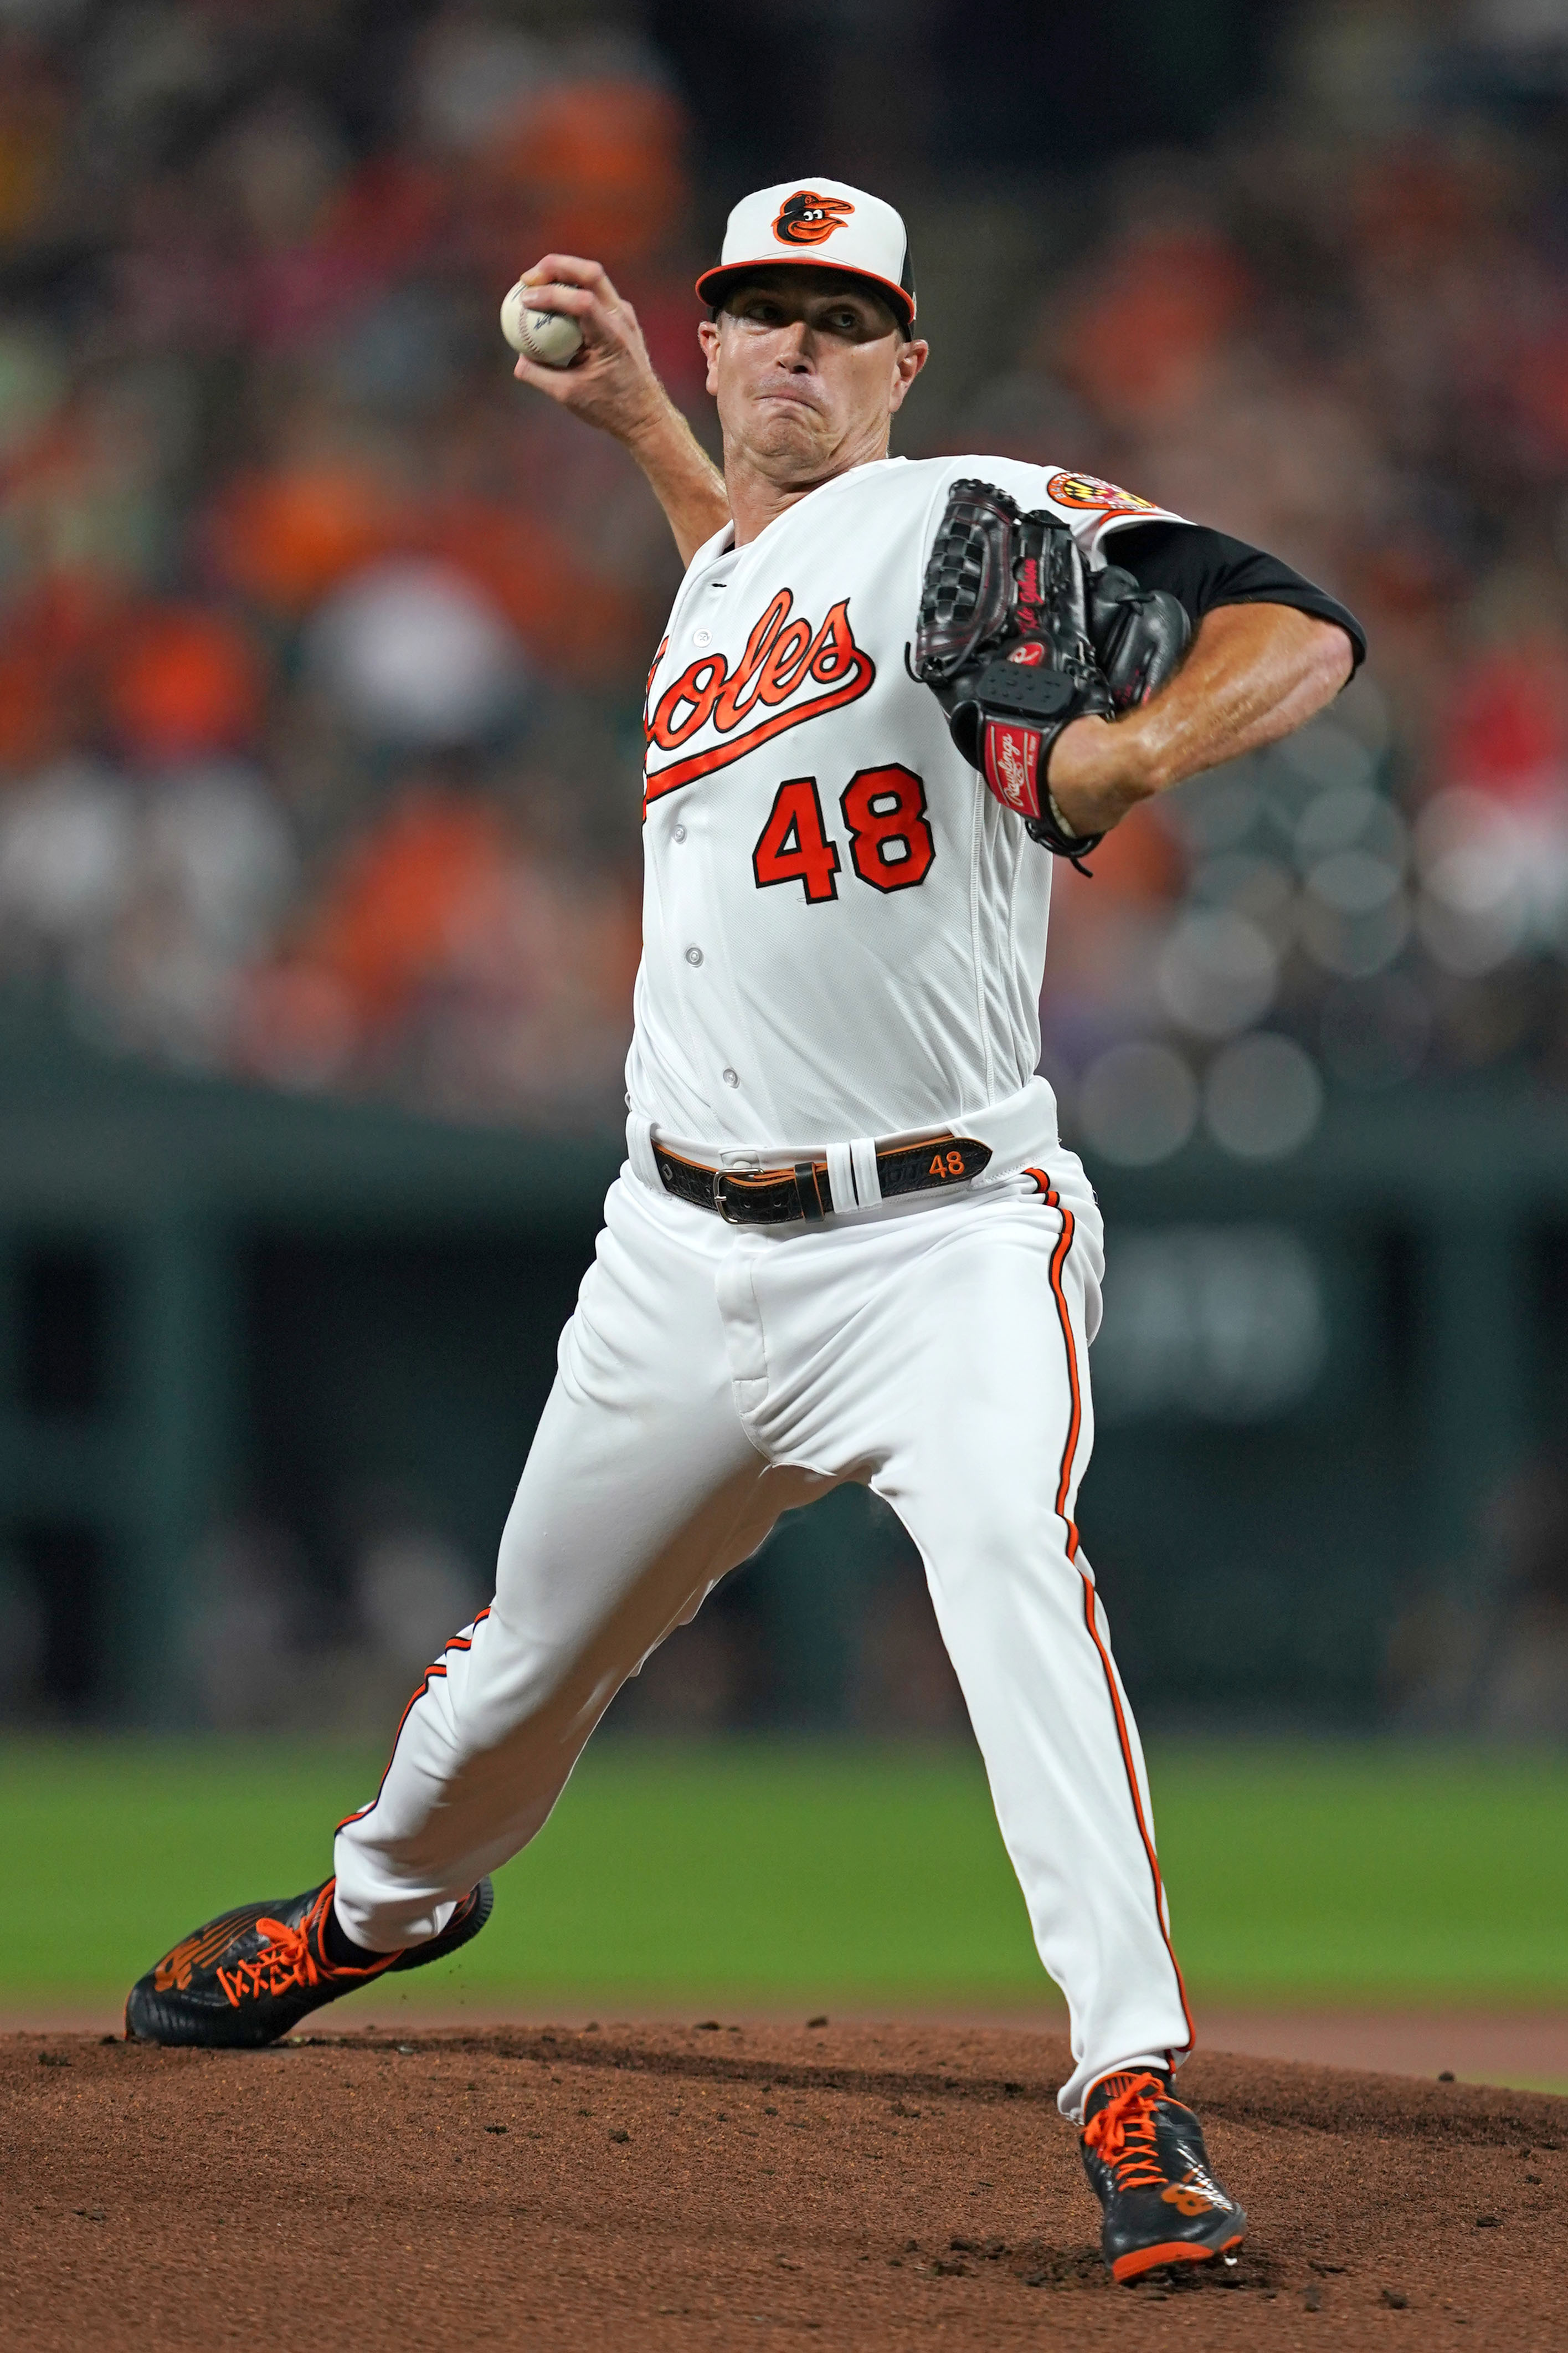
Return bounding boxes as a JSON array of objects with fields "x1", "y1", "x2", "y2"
[{"x1": 1048, "y1": 523, "x2": 1363, "y2": 839}]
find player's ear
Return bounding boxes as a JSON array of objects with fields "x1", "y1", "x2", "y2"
[
  {"x1": 698, "y1": 316, "x2": 722, "y2": 396},
  {"x1": 889, "y1": 337, "x2": 929, "y2": 414}
]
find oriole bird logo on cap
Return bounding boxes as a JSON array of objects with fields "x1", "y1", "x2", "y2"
[{"x1": 773, "y1": 189, "x2": 855, "y2": 247}]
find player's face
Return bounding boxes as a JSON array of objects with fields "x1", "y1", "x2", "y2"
[{"x1": 698, "y1": 271, "x2": 928, "y2": 483}]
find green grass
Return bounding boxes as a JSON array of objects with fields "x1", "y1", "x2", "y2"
[{"x1": 3, "y1": 1737, "x2": 1566, "y2": 2012}]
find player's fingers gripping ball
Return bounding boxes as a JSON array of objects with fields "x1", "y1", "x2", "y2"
[{"x1": 500, "y1": 282, "x2": 584, "y2": 368}]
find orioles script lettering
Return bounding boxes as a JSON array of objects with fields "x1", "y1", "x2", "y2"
[{"x1": 644, "y1": 588, "x2": 876, "y2": 804}]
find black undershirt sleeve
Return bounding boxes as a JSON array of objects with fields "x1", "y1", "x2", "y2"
[{"x1": 1103, "y1": 520, "x2": 1366, "y2": 674}]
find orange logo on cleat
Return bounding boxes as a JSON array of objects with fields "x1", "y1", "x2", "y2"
[
  {"x1": 152, "y1": 1918, "x2": 236, "y2": 1992},
  {"x1": 1163, "y1": 2172, "x2": 1229, "y2": 2215},
  {"x1": 152, "y1": 1939, "x2": 201, "y2": 1993}
]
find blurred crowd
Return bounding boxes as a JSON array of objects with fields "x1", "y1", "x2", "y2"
[
  {"x1": 1006, "y1": 4, "x2": 1568, "y2": 1164},
  {"x1": 0, "y1": 0, "x2": 689, "y2": 1122},
  {"x1": 0, "y1": 0, "x2": 1566, "y2": 1160}
]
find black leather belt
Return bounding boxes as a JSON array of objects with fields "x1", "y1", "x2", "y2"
[{"x1": 655, "y1": 1132, "x2": 993, "y2": 1226}]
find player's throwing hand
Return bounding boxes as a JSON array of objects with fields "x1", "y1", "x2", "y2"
[
  {"x1": 508, "y1": 255, "x2": 654, "y2": 425},
  {"x1": 508, "y1": 252, "x2": 728, "y2": 564}
]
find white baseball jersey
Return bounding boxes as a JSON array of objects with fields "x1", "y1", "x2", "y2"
[
  {"x1": 334, "y1": 449, "x2": 1201, "y2": 2126},
  {"x1": 630, "y1": 455, "x2": 1182, "y2": 1151}
]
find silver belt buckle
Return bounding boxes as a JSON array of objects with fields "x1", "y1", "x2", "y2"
[
  {"x1": 712, "y1": 1167, "x2": 744, "y2": 1224},
  {"x1": 712, "y1": 1149, "x2": 764, "y2": 1224}
]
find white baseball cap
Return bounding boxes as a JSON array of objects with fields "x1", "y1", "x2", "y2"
[{"x1": 696, "y1": 178, "x2": 916, "y2": 327}]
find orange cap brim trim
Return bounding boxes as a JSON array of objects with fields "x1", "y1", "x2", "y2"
[{"x1": 695, "y1": 255, "x2": 916, "y2": 327}]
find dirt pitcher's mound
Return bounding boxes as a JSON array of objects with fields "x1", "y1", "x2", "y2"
[{"x1": 3, "y1": 2021, "x2": 1563, "y2": 2350}]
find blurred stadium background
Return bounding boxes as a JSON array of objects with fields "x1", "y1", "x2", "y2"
[{"x1": 2, "y1": 0, "x2": 1568, "y2": 2027}]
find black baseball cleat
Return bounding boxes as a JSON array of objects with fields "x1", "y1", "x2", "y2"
[
  {"x1": 124, "y1": 1874, "x2": 493, "y2": 2048},
  {"x1": 1080, "y1": 2068, "x2": 1246, "y2": 2284}
]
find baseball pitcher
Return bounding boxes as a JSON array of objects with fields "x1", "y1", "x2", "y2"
[{"x1": 127, "y1": 180, "x2": 1364, "y2": 2285}]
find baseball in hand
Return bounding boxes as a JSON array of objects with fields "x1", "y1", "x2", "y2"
[{"x1": 501, "y1": 284, "x2": 584, "y2": 367}]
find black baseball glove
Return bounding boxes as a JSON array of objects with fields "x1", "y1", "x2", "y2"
[{"x1": 913, "y1": 479, "x2": 1190, "y2": 872}]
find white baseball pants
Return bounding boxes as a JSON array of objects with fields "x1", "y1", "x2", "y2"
[{"x1": 333, "y1": 1157, "x2": 1193, "y2": 2118}]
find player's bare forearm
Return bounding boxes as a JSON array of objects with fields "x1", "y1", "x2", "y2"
[
  {"x1": 512, "y1": 253, "x2": 730, "y2": 566},
  {"x1": 623, "y1": 401, "x2": 731, "y2": 567},
  {"x1": 1048, "y1": 603, "x2": 1355, "y2": 838}
]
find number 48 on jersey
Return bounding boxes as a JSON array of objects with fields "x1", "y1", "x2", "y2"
[{"x1": 751, "y1": 765, "x2": 935, "y2": 904}]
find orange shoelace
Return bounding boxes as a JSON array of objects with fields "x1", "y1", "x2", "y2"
[
  {"x1": 216, "y1": 1913, "x2": 326, "y2": 2008},
  {"x1": 1082, "y1": 2072, "x2": 1169, "y2": 2192}
]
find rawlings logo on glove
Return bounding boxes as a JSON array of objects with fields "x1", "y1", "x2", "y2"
[
  {"x1": 986, "y1": 722, "x2": 1042, "y2": 816},
  {"x1": 912, "y1": 478, "x2": 1189, "y2": 872}
]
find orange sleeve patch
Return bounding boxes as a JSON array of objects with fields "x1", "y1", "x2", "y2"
[{"x1": 1046, "y1": 470, "x2": 1163, "y2": 518}]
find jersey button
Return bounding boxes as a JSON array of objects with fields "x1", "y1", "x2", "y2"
[
  {"x1": 672, "y1": 823, "x2": 687, "y2": 842},
  {"x1": 685, "y1": 945, "x2": 703, "y2": 966},
  {"x1": 722, "y1": 1068, "x2": 739, "y2": 1088},
  {"x1": 692, "y1": 628, "x2": 712, "y2": 647}
]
